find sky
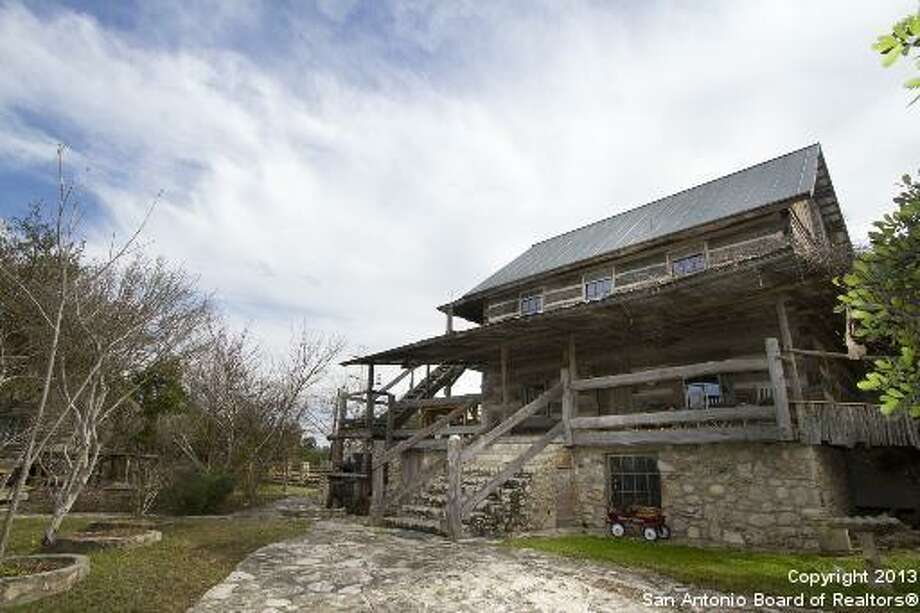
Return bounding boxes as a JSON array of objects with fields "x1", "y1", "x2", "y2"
[{"x1": 0, "y1": 0, "x2": 917, "y2": 395}]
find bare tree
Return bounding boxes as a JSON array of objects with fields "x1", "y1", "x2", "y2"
[
  {"x1": 41, "y1": 257, "x2": 209, "y2": 544},
  {"x1": 0, "y1": 146, "x2": 81, "y2": 558},
  {"x1": 176, "y1": 323, "x2": 343, "y2": 502}
]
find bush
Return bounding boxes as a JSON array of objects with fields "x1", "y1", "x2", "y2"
[{"x1": 160, "y1": 471, "x2": 236, "y2": 515}]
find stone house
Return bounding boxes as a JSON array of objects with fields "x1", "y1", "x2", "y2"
[{"x1": 329, "y1": 143, "x2": 920, "y2": 550}]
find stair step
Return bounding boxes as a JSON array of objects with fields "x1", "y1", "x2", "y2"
[{"x1": 383, "y1": 516, "x2": 445, "y2": 535}]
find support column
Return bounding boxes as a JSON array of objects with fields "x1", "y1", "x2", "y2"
[
  {"x1": 500, "y1": 343, "x2": 509, "y2": 426},
  {"x1": 385, "y1": 394, "x2": 395, "y2": 449},
  {"x1": 365, "y1": 364, "x2": 375, "y2": 429},
  {"x1": 370, "y1": 439, "x2": 386, "y2": 523},
  {"x1": 776, "y1": 299, "x2": 804, "y2": 401},
  {"x1": 766, "y1": 337, "x2": 793, "y2": 440},
  {"x1": 445, "y1": 435, "x2": 463, "y2": 541},
  {"x1": 561, "y1": 335, "x2": 577, "y2": 446},
  {"x1": 561, "y1": 368, "x2": 573, "y2": 446}
]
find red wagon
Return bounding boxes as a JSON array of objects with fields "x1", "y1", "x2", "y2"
[{"x1": 607, "y1": 505, "x2": 671, "y2": 541}]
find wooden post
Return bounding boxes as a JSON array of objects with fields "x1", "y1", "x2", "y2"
[
  {"x1": 370, "y1": 439, "x2": 386, "y2": 523},
  {"x1": 385, "y1": 394, "x2": 395, "y2": 449},
  {"x1": 766, "y1": 338, "x2": 793, "y2": 440},
  {"x1": 365, "y1": 364, "x2": 375, "y2": 429},
  {"x1": 500, "y1": 343, "x2": 509, "y2": 416},
  {"x1": 445, "y1": 435, "x2": 463, "y2": 541},
  {"x1": 561, "y1": 367, "x2": 573, "y2": 446},
  {"x1": 776, "y1": 299, "x2": 804, "y2": 401}
]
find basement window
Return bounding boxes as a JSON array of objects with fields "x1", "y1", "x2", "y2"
[
  {"x1": 584, "y1": 276, "x2": 612, "y2": 301},
  {"x1": 608, "y1": 455, "x2": 661, "y2": 510},
  {"x1": 520, "y1": 291, "x2": 543, "y2": 316},
  {"x1": 671, "y1": 252, "x2": 707, "y2": 277}
]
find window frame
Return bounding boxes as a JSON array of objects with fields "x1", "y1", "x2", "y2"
[
  {"x1": 670, "y1": 251, "x2": 708, "y2": 277},
  {"x1": 519, "y1": 289, "x2": 545, "y2": 316},
  {"x1": 582, "y1": 267, "x2": 615, "y2": 302}
]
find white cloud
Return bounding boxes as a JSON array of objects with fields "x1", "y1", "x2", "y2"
[{"x1": 0, "y1": 0, "x2": 916, "y2": 389}]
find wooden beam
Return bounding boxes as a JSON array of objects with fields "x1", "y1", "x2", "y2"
[
  {"x1": 572, "y1": 425, "x2": 782, "y2": 446},
  {"x1": 563, "y1": 336, "x2": 577, "y2": 446},
  {"x1": 501, "y1": 344, "x2": 510, "y2": 412},
  {"x1": 370, "y1": 440, "x2": 386, "y2": 522},
  {"x1": 776, "y1": 299, "x2": 803, "y2": 401},
  {"x1": 445, "y1": 436, "x2": 463, "y2": 541},
  {"x1": 461, "y1": 421, "x2": 564, "y2": 517},
  {"x1": 561, "y1": 367, "x2": 574, "y2": 446},
  {"x1": 766, "y1": 337, "x2": 794, "y2": 440},
  {"x1": 379, "y1": 367, "x2": 413, "y2": 394},
  {"x1": 571, "y1": 357, "x2": 769, "y2": 391},
  {"x1": 365, "y1": 364, "x2": 375, "y2": 429},
  {"x1": 373, "y1": 404, "x2": 468, "y2": 470},
  {"x1": 461, "y1": 382, "x2": 562, "y2": 462},
  {"x1": 394, "y1": 394, "x2": 481, "y2": 410},
  {"x1": 786, "y1": 348, "x2": 893, "y2": 361},
  {"x1": 569, "y1": 405, "x2": 776, "y2": 430}
]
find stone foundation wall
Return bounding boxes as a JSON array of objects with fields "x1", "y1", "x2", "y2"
[
  {"x1": 398, "y1": 439, "x2": 850, "y2": 550},
  {"x1": 572, "y1": 442, "x2": 850, "y2": 550}
]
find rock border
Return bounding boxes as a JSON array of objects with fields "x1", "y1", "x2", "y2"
[
  {"x1": 0, "y1": 553, "x2": 90, "y2": 607},
  {"x1": 46, "y1": 528, "x2": 162, "y2": 553}
]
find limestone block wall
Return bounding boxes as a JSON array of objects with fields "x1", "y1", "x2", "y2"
[
  {"x1": 466, "y1": 438, "x2": 566, "y2": 533},
  {"x1": 572, "y1": 442, "x2": 850, "y2": 551}
]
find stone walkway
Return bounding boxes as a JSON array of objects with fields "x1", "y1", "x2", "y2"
[{"x1": 190, "y1": 518, "x2": 722, "y2": 612}]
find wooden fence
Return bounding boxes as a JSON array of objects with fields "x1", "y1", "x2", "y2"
[{"x1": 794, "y1": 401, "x2": 920, "y2": 449}]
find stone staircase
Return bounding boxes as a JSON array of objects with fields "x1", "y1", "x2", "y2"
[{"x1": 382, "y1": 447, "x2": 538, "y2": 537}]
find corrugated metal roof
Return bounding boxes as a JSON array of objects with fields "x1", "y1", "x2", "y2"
[{"x1": 464, "y1": 144, "x2": 820, "y2": 297}]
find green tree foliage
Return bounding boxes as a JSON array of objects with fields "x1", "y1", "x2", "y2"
[
  {"x1": 837, "y1": 175, "x2": 920, "y2": 416},
  {"x1": 873, "y1": 12, "x2": 920, "y2": 104},
  {"x1": 131, "y1": 359, "x2": 188, "y2": 446}
]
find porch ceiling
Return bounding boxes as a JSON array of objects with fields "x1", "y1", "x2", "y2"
[{"x1": 343, "y1": 250, "x2": 835, "y2": 369}]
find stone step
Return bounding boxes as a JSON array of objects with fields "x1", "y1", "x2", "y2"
[{"x1": 383, "y1": 515, "x2": 445, "y2": 535}]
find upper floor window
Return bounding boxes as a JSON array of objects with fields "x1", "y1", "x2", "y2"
[
  {"x1": 520, "y1": 291, "x2": 543, "y2": 316},
  {"x1": 671, "y1": 252, "x2": 706, "y2": 277},
  {"x1": 584, "y1": 276, "x2": 612, "y2": 301}
]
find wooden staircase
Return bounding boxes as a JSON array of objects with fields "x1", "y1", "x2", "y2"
[
  {"x1": 382, "y1": 364, "x2": 466, "y2": 429},
  {"x1": 374, "y1": 383, "x2": 564, "y2": 538},
  {"x1": 383, "y1": 463, "x2": 533, "y2": 536}
]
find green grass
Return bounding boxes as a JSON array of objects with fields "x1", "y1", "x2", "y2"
[
  {"x1": 7, "y1": 515, "x2": 311, "y2": 612},
  {"x1": 508, "y1": 535, "x2": 920, "y2": 609}
]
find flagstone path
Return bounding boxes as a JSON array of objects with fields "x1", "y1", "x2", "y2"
[{"x1": 189, "y1": 515, "x2": 717, "y2": 612}]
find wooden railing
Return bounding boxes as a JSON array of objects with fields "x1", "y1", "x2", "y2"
[{"x1": 560, "y1": 338, "x2": 792, "y2": 445}]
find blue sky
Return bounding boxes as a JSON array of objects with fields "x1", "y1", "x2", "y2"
[{"x1": 0, "y1": 0, "x2": 917, "y2": 391}]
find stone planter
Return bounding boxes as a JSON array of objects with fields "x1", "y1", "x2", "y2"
[
  {"x1": 0, "y1": 554, "x2": 89, "y2": 607},
  {"x1": 46, "y1": 528, "x2": 162, "y2": 554}
]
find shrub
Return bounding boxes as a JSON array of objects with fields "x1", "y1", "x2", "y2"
[{"x1": 160, "y1": 470, "x2": 236, "y2": 515}]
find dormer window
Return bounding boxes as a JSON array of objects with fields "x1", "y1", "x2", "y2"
[
  {"x1": 671, "y1": 252, "x2": 706, "y2": 277},
  {"x1": 520, "y1": 291, "x2": 543, "y2": 316},
  {"x1": 584, "y1": 275, "x2": 613, "y2": 301}
]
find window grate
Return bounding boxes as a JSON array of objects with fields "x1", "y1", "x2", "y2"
[{"x1": 608, "y1": 455, "x2": 661, "y2": 510}]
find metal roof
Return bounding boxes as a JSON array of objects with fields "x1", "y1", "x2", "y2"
[{"x1": 463, "y1": 144, "x2": 821, "y2": 297}]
